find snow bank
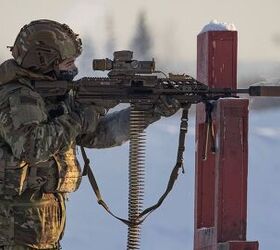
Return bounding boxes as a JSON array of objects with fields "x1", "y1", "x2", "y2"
[
  {"x1": 200, "y1": 19, "x2": 237, "y2": 34},
  {"x1": 251, "y1": 78, "x2": 280, "y2": 86}
]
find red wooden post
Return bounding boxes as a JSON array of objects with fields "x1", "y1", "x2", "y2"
[{"x1": 194, "y1": 30, "x2": 259, "y2": 250}]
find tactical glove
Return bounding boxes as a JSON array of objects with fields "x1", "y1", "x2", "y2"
[
  {"x1": 49, "y1": 93, "x2": 106, "y2": 135},
  {"x1": 76, "y1": 104, "x2": 106, "y2": 134},
  {"x1": 153, "y1": 96, "x2": 181, "y2": 117}
]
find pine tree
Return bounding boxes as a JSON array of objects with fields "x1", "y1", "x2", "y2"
[
  {"x1": 77, "y1": 36, "x2": 95, "y2": 77},
  {"x1": 130, "y1": 11, "x2": 153, "y2": 59},
  {"x1": 105, "y1": 14, "x2": 116, "y2": 56}
]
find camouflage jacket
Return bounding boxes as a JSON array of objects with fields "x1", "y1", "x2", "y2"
[{"x1": 0, "y1": 59, "x2": 159, "y2": 249}]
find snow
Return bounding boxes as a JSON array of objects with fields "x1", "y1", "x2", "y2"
[
  {"x1": 62, "y1": 109, "x2": 280, "y2": 250},
  {"x1": 253, "y1": 127, "x2": 280, "y2": 139},
  {"x1": 155, "y1": 118, "x2": 195, "y2": 135},
  {"x1": 251, "y1": 77, "x2": 280, "y2": 86},
  {"x1": 200, "y1": 19, "x2": 237, "y2": 34}
]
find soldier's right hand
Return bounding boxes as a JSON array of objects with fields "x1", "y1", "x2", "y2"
[{"x1": 48, "y1": 93, "x2": 105, "y2": 135}]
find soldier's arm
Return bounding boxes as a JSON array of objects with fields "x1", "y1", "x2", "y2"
[
  {"x1": 76, "y1": 107, "x2": 160, "y2": 148},
  {"x1": 0, "y1": 86, "x2": 82, "y2": 164}
]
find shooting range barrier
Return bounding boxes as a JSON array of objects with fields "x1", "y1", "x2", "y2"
[{"x1": 194, "y1": 30, "x2": 259, "y2": 250}]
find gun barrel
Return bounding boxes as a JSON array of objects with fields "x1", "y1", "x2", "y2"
[
  {"x1": 236, "y1": 86, "x2": 280, "y2": 96},
  {"x1": 247, "y1": 86, "x2": 280, "y2": 97}
]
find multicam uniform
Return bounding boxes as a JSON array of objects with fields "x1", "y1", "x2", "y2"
[
  {"x1": 0, "y1": 59, "x2": 154, "y2": 249},
  {"x1": 0, "y1": 18, "x2": 180, "y2": 250}
]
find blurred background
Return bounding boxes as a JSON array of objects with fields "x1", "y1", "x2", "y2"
[{"x1": 1, "y1": 0, "x2": 280, "y2": 249}]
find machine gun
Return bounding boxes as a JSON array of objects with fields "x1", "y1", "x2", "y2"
[
  {"x1": 34, "y1": 50, "x2": 280, "y2": 107},
  {"x1": 33, "y1": 50, "x2": 280, "y2": 250}
]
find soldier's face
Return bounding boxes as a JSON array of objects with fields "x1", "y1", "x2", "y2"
[
  {"x1": 58, "y1": 57, "x2": 77, "y2": 71},
  {"x1": 56, "y1": 57, "x2": 78, "y2": 81}
]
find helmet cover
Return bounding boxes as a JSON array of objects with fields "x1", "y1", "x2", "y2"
[{"x1": 11, "y1": 19, "x2": 82, "y2": 74}]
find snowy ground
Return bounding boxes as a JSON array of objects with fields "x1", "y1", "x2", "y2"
[{"x1": 62, "y1": 108, "x2": 280, "y2": 250}]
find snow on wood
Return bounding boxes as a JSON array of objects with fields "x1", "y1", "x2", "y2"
[{"x1": 200, "y1": 19, "x2": 237, "y2": 34}]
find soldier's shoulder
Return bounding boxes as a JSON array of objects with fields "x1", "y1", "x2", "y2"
[{"x1": 0, "y1": 81, "x2": 36, "y2": 107}]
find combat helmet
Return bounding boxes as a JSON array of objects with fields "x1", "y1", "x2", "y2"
[{"x1": 10, "y1": 19, "x2": 82, "y2": 74}]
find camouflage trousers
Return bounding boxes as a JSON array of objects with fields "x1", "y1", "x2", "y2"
[{"x1": 0, "y1": 245, "x2": 60, "y2": 250}]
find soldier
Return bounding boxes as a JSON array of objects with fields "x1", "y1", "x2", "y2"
[{"x1": 0, "y1": 20, "x2": 180, "y2": 249}]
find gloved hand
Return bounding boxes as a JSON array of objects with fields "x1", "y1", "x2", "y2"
[
  {"x1": 51, "y1": 92, "x2": 106, "y2": 134},
  {"x1": 154, "y1": 95, "x2": 181, "y2": 117}
]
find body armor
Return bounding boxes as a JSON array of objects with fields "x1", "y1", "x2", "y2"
[{"x1": 0, "y1": 79, "x2": 82, "y2": 248}]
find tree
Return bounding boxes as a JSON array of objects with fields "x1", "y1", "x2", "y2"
[
  {"x1": 105, "y1": 14, "x2": 116, "y2": 56},
  {"x1": 76, "y1": 36, "x2": 95, "y2": 77},
  {"x1": 130, "y1": 11, "x2": 153, "y2": 59}
]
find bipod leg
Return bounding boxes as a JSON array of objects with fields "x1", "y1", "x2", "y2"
[{"x1": 202, "y1": 102, "x2": 216, "y2": 161}]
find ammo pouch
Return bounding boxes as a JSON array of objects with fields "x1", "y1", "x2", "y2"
[
  {"x1": 0, "y1": 144, "x2": 81, "y2": 195},
  {"x1": 0, "y1": 147, "x2": 28, "y2": 196},
  {"x1": 54, "y1": 146, "x2": 82, "y2": 193},
  {"x1": 44, "y1": 146, "x2": 82, "y2": 193}
]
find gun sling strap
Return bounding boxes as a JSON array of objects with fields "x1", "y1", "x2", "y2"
[{"x1": 80, "y1": 107, "x2": 189, "y2": 227}]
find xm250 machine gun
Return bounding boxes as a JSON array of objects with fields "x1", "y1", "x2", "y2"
[
  {"x1": 33, "y1": 50, "x2": 280, "y2": 250},
  {"x1": 35, "y1": 50, "x2": 280, "y2": 107}
]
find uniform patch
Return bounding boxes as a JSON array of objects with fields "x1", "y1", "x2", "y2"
[{"x1": 8, "y1": 90, "x2": 47, "y2": 129}]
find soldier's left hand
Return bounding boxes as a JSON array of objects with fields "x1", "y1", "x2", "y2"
[
  {"x1": 154, "y1": 96, "x2": 181, "y2": 117},
  {"x1": 77, "y1": 104, "x2": 106, "y2": 134}
]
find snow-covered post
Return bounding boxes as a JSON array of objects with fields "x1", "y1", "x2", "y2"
[{"x1": 194, "y1": 20, "x2": 259, "y2": 250}]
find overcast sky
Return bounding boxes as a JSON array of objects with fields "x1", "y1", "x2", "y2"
[
  {"x1": 1, "y1": 1, "x2": 280, "y2": 249},
  {"x1": 1, "y1": 0, "x2": 280, "y2": 63}
]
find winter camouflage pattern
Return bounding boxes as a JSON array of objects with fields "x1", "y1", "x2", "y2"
[{"x1": 0, "y1": 59, "x2": 142, "y2": 248}]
